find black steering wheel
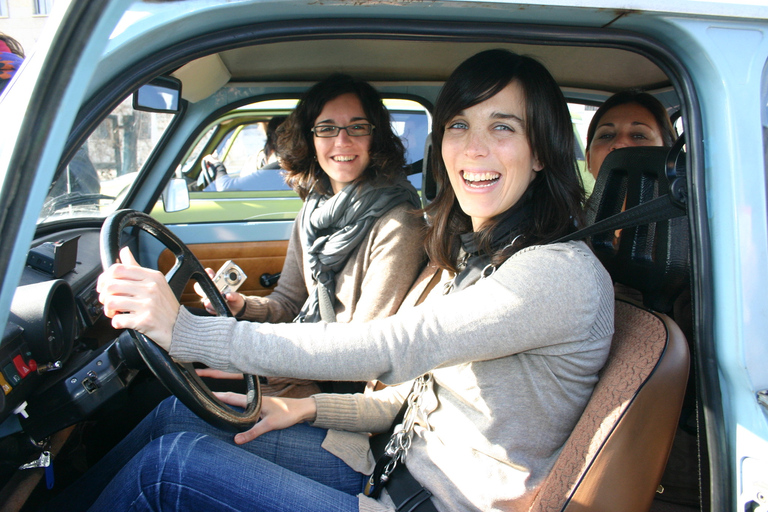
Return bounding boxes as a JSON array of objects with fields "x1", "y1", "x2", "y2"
[{"x1": 100, "y1": 209, "x2": 261, "y2": 432}]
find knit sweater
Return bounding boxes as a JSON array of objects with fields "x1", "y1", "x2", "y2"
[
  {"x1": 239, "y1": 201, "x2": 426, "y2": 325},
  {"x1": 171, "y1": 240, "x2": 614, "y2": 511}
]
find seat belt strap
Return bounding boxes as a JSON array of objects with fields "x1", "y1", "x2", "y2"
[{"x1": 555, "y1": 194, "x2": 685, "y2": 244}]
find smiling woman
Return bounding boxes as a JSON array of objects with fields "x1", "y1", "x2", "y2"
[
  {"x1": 441, "y1": 82, "x2": 543, "y2": 230},
  {"x1": 311, "y1": 92, "x2": 374, "y2": 194},
  {"x1": 4, "y1": 0, "x2": 768, "y2": 510},
  {"x1": 76, "y1": 48, "x2": 615, "y2": 512},
  {"x1": 585, "y1": 91, "x2": 677, "y2": 179},
  {"x1": 195, "y1": 73, "x2": 425, "y2": 399}
]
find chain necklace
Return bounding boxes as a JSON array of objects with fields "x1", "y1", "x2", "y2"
[
  {"x1": 365, "y1": 234, "x2": 522, "y2": 498},
  {"x1": 374, "y1": 373, "x2": 433, "y2": 487}
]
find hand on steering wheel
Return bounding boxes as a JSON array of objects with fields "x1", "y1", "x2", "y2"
[{"x1": 100, "y1": 209, "x2": 261, "y2": 432}]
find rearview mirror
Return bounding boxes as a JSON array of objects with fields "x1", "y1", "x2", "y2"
[{"x1": 133, "y1": 76, "x2": 182, "y2": 113}]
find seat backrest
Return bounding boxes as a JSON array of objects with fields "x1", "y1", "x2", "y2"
[
  {"x1": 529, "y1": 300, "x2": 689, "y2": 512},
  {"x1": 586, "y1": 145, "x2": 689, "y2": 313},
  {"x1": 530, "y1": 144, "x2": 691, "y2": 512}
]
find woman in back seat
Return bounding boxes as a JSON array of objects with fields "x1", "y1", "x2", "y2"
[{"x1": 585, "y1": 90, "x2": 677, "y2": 179}]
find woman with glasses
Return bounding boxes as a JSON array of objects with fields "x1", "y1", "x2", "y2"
[{"x1": 197, "y1": 73, "x2": 425, "y2": 398}]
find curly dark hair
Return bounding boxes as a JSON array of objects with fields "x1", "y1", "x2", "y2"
[
  {"x1": 426, "y1": 49, "x2": 585, "y2": 272},
  {"x1": 263, "y1": 115, "x2": 287, "y2": 160},
  {"x1": 277, "y1": 74, "x2": 406, "y2": 199}
]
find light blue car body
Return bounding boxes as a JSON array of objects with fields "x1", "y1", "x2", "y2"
[{"x1": 0, "y1": 0, "x2": 767, "y2": 509}]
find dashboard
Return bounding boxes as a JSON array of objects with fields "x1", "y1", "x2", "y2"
[{"x1": 0, "y1": 227, "x2": 138, "y2": 442}]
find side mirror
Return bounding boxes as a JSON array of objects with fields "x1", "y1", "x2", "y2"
[
  {"x1": 163, "y1": 178, "x2": 190, "y2": 212},
  {"x1": 133, "y1": 76, "x2": 182, "y2": 113}
]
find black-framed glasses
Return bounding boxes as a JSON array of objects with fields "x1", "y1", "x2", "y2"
[{"x1": 311, "y1": 123, "x2": 375, "y2": 138}]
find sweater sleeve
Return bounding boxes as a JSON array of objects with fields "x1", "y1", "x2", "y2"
[
  {"x1": 311, "y1": 381, "x2": 411, "y2": 433},
  {"x1": 238, "y1": 211, "x2": 308, "y2": 323},
  {"x1": 170, "y1": 241, "x2": 613, "y2": 384}
]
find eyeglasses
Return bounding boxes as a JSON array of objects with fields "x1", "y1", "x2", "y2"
[{"x1": 311, "y1": 123, "x2": 375, "y2": 138}]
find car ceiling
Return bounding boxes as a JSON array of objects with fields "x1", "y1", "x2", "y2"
[{"x1": 217, "y1": 39, "x2": 669, "y2": 93}]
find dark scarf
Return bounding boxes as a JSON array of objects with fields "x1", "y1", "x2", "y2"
[
  {"x1": 295, "y1": 175, "x2": 421, "y2": 323},
  {"x1": 450, "y1": 189, "x2": 534, "y2": 293}
]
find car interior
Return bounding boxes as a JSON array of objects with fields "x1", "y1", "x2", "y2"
[{"x1": 0, "y1": 15, "x2": 705, "y2": 512}]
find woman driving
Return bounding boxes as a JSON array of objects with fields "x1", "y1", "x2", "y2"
[{"x1": 82, "y1": 49, "x2": 614, "y2": 512}]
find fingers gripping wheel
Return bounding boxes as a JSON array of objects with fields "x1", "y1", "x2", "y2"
[{"x1": 100, "y1": 210, "x2": 261, "y2": 432}]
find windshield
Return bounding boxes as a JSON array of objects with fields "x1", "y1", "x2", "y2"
[{"x1": 37, "y1": 95, "x2": 176, "y2": 224}]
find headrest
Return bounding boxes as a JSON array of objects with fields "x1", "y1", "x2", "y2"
[
  {"x1": 421, "y1": 133, "x2": 437, "y2": 204},
  {"x1": 586, "y1": 144, "x2": 690, "y2": 313}
]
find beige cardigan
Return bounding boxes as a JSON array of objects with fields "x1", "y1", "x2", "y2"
[{"x1": 239, "y1": 201, "x2": 426, "y2": 324}]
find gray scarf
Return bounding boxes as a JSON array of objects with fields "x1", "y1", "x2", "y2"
[{"x1": 295, "y1": 176, "x2": 420, "y2": 323}]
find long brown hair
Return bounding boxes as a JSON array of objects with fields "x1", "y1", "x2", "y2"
[
  {"x1": 277, "y1": 74, "x2": 406, "y2": 199},
  {"x1": 426, "y1": 49, "x2": 585, "y2": 272}
]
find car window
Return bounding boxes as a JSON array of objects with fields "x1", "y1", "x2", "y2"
[
  {"x1": 181, "y1": 126, "x2": 216, "y2": 175},
  {"x1": 153, "y1": 98, "x2": 431, "y2": 224},
  {"x1": 568, "y1": 102, "x2": 597, "y2": 195},
  {"x1": 38, "y1": 95, "x2": 176, "y2": 224},
  {"x1": 220, "y1": 122, "x2": 268, "y2": 176},
  {"x1": 388, "y1": 104, "x2": 431, "y2": 190}
]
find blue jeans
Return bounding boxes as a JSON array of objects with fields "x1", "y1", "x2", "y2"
[{"x1": 46, "y1": 397, "x2": 366, "y2": 511}]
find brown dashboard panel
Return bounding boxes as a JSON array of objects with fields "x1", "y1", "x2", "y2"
[{"x1": 157, "y1": 240, "x2": 288, "y2": 308}]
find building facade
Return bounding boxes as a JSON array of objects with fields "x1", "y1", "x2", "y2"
[{"x1": 0, "y1": 0, "x2": 56, "y2": 56}]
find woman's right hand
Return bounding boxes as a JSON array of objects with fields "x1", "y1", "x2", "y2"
[
  {"x1": 215, "y1": 393, "x2": 317, "y2": 445},
  {"x1": 193, "y1": 268, "x2": 246, "y2": 316}
]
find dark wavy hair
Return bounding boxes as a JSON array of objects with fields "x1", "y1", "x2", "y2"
[
  {"x1": 277, "y1": 74, "x2": 406, "y2": 199},
  {"x1": 263, "y1": 115, "x2": 287, "y2": 160},
  {"x1": 586, "y1": 91, "x2": 677, "y2": 151},
  {"x1": 426, "y1": 49, "x2": 585, "y2": 272}
]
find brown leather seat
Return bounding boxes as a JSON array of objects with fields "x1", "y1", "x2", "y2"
[
  {"x1": 529, "y1": 145, "x2": 691, "y2": 512},
  {"x1": 529, "y1": 300, "x2": 689, "y2": 512}
]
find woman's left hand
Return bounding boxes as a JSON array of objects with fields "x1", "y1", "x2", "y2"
[{"x1": 97, "y1": 246, "x2": 180, "y2": 350}]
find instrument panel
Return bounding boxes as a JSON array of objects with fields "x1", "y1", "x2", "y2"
[{"x1": 0, "y1": 228, "x2": 109, "y2": 427}]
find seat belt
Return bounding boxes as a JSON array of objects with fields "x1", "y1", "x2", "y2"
[
  {"x1": 556, "y1": 136, "x2": 687, "y2": 244},
  {"x1": 555, "y1": 193, "x2": 686, "y2": 244}
]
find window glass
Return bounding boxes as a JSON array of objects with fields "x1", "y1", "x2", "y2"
[
  {"x1": 33, "y1": 0, "x2": 52, "y2": 15},
  {"x1": 0, "y1": 0, "x2": 8, "y2": 17},
  {"x1": 154, "y1": 98, "x2": 431, "y2": 225},
  {"x1": 39, "y1": 94, "x2": 175, "y2": 224},
  {"x1": 180, "y1": 126, "x2": 215, "y2": 175},
  {"x1": 762, "y1": 57, "x2": 768, "y2": 181},
  {"x1": 568, "y1": 102, "x2": 597, "y2": 196},
  {"x1": 221, "y1": 123, "x2": 267, "y2": 177}
]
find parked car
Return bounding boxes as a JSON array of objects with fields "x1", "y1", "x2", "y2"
[{"x1": 0, "y1": 0, "x2": 766, "y2": 511}]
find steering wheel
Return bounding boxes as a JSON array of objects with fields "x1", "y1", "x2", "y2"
[
  {"x1": 100, "y1": 209, "x2": 261, "y2": 432},
  {"x1": 197, "y1": 156, "x2": 218, "y2": 189}
]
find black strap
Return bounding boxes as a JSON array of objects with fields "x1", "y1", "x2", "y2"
[
  {"x1": 554, "y1": 194, "x2": 685, "y2": 244},
  {"x1": 556, "y1": 136, "x2": 688, "y2": 244},
  {"x1": 366, "y1": 388, "x2": 438, "y2": 512},
  {"x1": 382, "y1": 465, "x2": 436, "y2": 512}
]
